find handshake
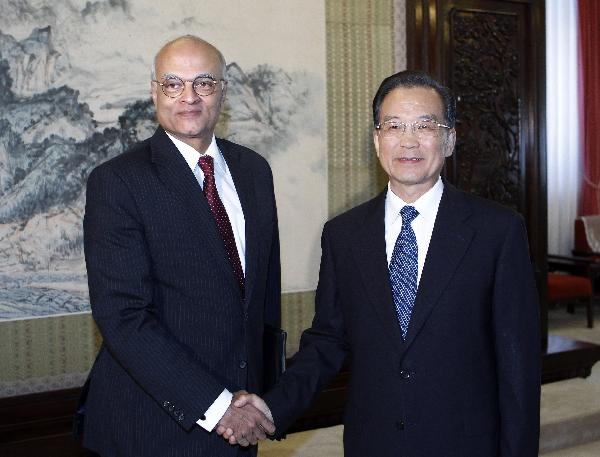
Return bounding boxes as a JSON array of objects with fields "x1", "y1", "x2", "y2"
[{"x1": 216, "y1": 391, "x2": 276, "y2": 447}]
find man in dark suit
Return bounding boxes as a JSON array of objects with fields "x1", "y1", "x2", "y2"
[
  {"x1": 233, "y1": 71, "x2": 540, "y2": 456},
  {"x1": 82, "y1": 35, "x2": 278, "y2": 456}
]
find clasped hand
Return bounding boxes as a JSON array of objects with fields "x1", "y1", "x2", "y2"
[{"x1": 216, "y1": 390, "x2": 275, "y2": 447}]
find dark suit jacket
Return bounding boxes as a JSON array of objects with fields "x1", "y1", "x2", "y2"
[
  {"x1": 264, "y1": 183, "x2": 540, "y2": 457},
  {"x1": 82, "y1": 127, "x2": 280, "y2": 456}
]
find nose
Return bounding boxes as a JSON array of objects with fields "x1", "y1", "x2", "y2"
[
  {"x1": 399, "y1": 131, "x2": 419, "y2": 147},
  {"x1": 180, "y1": 81, "x2": 200, "y2": 103}
]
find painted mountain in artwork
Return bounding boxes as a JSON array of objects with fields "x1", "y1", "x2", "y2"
[{"x1": 0, "y1": 26, "x2": 313, "y2": 319}]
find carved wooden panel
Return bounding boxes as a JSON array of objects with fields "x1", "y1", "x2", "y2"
[{"x1": 448, "y1": 10, "x2": 521, "y2": 211}]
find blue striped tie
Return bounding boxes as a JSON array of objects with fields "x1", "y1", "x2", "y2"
[{"x1": 389, "y1": 206, "x2": 419, "y2": 340}]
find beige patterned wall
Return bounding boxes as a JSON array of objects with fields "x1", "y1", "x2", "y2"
[
  {"x1": 0, "y1": 314, "x2": 100, "y2": 396},
  {"x1": 327, "y1": 0, "x2": 396, "y2": 217},
  {"x1": 0, "y1": 0, "x2": 403, "y2": 397},
  {"x1": 395, "y1": 0, "x2": 408, "y2": 71}
]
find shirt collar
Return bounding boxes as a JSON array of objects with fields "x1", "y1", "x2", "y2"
[
  {"x1": 385, "y1": 177, "x2": 444, "y2": 225},
  {"x1": 165, "y1": 132, "x2": 227, "y2": 174}
]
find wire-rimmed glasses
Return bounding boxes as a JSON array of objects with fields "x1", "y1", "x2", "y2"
[
  {"x1": 375, "y1": 119, "x2": 451, "y2": 139},
  {"x1": 153, "y1": 74, "x2": 227, "y2": 98}
]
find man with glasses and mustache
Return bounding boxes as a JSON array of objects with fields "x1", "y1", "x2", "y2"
[
  {"x1": 81, "y1": 35, "x2": 278, "y2": 456},
  {"x1": 233, "y1": 71, "x2": 540, "y2": 456}
]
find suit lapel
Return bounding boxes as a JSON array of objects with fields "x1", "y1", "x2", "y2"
[
  {"x1": 402, "y1": 184, "x2": 474, "y2": 351},
  {"x1": 218, "y1": 139, "x2": 259, "y2": 306},
  {"x1": 351, "y1": 191, "x2": 405, "y2": 355},
  {"x1": 150, "y1": 128, "x2": 242, "y2": 297}
]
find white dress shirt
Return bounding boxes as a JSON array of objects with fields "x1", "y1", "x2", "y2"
[
  {"x1": 166, "y1": 132, "x2": 244, "y2": 431},
  {"x1": 384, "y1": 177, "x2": 444, "y2": 285},
  {"x1": 168, "y1": 132, "x2": 246, "y2": 274}
]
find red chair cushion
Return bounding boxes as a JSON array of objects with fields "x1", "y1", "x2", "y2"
[{"x1": 548, "y1": 273, "x2": 592, "y2": 301}]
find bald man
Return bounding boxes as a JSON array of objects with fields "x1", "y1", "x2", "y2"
[{"x1": 81, "y1": 36, "x2": 279, "y2": 456}]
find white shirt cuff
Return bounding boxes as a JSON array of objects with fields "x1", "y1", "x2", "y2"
[{"x1": 196, "y1": 389, "x2": 233, "y2": 432}]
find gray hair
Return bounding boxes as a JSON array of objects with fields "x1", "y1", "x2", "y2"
[{"x1": 372, "y1": 70, "x2": 456, "y2": 128}]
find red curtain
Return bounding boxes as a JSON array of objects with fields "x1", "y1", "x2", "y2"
[{"x1": 580, "y1": 0, "x2": 600, "y2": 214}]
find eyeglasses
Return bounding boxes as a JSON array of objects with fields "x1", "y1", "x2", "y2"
[
  {"x1": 375, "y1": 119, "x2": 451, "y2": 139},
  {"x1": 153, "y1": 75, "x2": 227, "y2": 98}
]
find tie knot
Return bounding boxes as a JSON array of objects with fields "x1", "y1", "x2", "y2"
[
  {"x1": 198, "y1": 154, "x2": 214, "y2": 176},
  {"x1": 400, "y1": 205, "x2": 419, "y2": 224}
]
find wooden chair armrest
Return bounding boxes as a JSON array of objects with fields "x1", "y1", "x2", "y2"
[
  {"x1": 549, "y1": 254, "x2": 595, "y2": 275},
  {"x1": 548, "y1": 254, "x2": 600, "y2": 290},
  {"x1": 572, "y1": 249, "x2": 600, "y2": 257},
  {"x1": 548, "y1": 254, "x2": 599, "y2": 264}
]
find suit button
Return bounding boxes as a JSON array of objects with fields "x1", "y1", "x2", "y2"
[
  {"x1": 399, "y1": 370, "x2": 411, "y2": 379},
  {"x1": 175, "y1": 411, "x2": 184, "y2": 421},
  {"x1": 239, "y1": 360, "x2": 247, "y2": 369},
  {"x1": 396, "y1": 420, "x2": 405, "y2": 431},
  {"x1": 163, "y1": 401, "x2": 171, "y2": 408}
]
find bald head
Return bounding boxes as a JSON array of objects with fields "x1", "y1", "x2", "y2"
[{"x1": 151, "y1": 35, "x2": 227, "y2": 81}]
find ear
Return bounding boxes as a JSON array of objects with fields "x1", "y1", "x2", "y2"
[
  {"x1": 220, "y1": 82, "x2": 228, "y2": 107},
  {"x1": 373, "y1": 129, "x2": 381, "y2": 158},
  {"x1": 443, "y1": 128, "x2": 456, "y2": 157},
  {"x1": 151, "y1": 81, "x2": 158, "y2": 107}
]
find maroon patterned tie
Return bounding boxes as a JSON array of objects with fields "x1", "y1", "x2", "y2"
[{"x1": 198, "y1": 155, "x2": 245, "y2": 295}]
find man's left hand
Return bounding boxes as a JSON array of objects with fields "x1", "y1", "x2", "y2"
[{"x1": 216, "y1": 390, "x2": 275, "y2": 446}]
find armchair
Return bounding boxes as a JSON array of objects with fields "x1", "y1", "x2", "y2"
[{"x1": 547, "y1": 254, "x2": 599, "y2": 328}]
